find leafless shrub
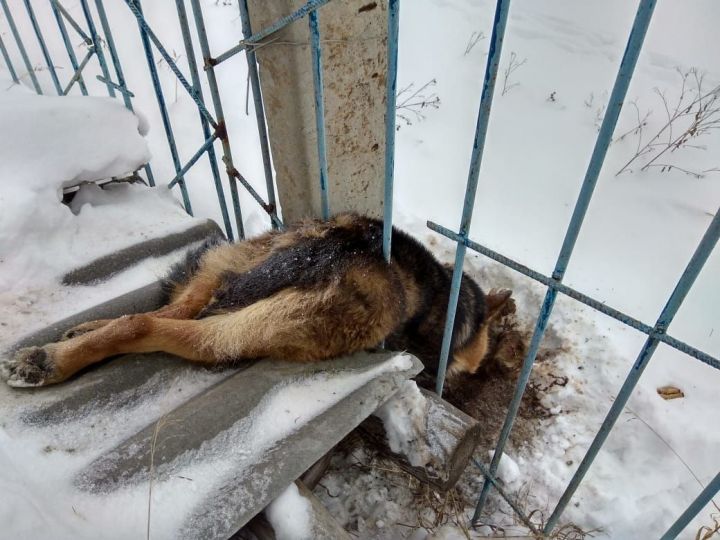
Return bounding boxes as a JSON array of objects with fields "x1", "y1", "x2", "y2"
[
  {"x1": 696, "y1": 513, "x2": 720, "y2": 540},
  {"x1": 584, "y1": 91, "x2": 609, "y2": 131},
  {"x1": 616, "y1": 67, "x2": 720, "y2": 178},
  {"x1": 396, "y1": 79, "x2": 440, "y2": 130},
  {"x1": 501, "y1": 52, "x2": 527, "y2": 96},
  {"x1": 464, "y1": 31, "x2": 485, "y2": 56},
  {"x1": 156, "y1": 49, "x2": 183, "y2": 103}
]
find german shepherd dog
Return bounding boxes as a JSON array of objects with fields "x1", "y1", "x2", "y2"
[{"x1": 1, "y1": 214, "x2": 509, "y2": 388}]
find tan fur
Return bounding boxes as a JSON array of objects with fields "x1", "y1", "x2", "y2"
[{"x1": 6, "y1": 215, "x2": 501, "y2": 387}]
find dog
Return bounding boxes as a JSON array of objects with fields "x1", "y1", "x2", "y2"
[{"x1": 1, "y1": 214, "x2": 510, "y2": 388}]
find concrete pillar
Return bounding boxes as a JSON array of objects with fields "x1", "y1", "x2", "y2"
[{"x1": 246, "y1": 0, "x2": 388, "y2": 223}]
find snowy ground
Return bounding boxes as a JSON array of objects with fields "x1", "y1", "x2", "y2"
[{"x1": 1, "y1": 0, "x2": 719, "y2": 539}]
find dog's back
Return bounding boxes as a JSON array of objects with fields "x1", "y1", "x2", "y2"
[{"x1": 166, "y1": 214, "x2": 489, "y2": 375}]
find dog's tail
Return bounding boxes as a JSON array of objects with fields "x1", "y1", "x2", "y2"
[{"x1": 161, "y1": 232, "x2": 227, "y2": 301}]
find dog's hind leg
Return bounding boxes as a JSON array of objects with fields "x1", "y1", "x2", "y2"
[
  {"x1": 60, "y1": 273, "x2": 222, "y2": 341},
  {"x1": 4, "y1": 273, "x2": 404, "y2": 387}
]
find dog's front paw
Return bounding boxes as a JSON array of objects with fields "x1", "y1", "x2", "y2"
[{"x1": 1, "y1": 346, "x2": 61, "y2": 388}]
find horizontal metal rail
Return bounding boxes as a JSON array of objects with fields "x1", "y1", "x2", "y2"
[
  {"x1": 211, "y1": 0, "x2": 332, "y2": 66},
  {"x1": 427, "y1": 220, "x2": 720, "y2": 371}
]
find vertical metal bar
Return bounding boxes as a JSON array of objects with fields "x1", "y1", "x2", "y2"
[
  {"x1": 543, "y1": 208, "x2": 719, "y2": 534},
  {"x1": 22, "y1": 0, "x2": 62, "y2": 94},
  {"x1": 659, "y1": 472, "x2": 720, "y2": 540},
  {"x1": 473, "y1": 0, "x2": 657, "y2": 522},
  {"x1": 176, "y1": 0, "x2": 233, "y2": 240},
  {"x1": 238, "y1": 0, "x2": 279, "y2": 227},
  {"x1": 78, "y1": 0, "x2": 115, "y2": 97},
  {"x1": 0, "y1": 0, "x2": 42, "y2": 93},
  {"x1": 0, "y1": 34, "x2": 18, "y2": 83},
  {"x1": 188, "y1": 0, "x2": 244, "y2": 238},
  {"x1": 94, "y1": 0, "x2": 129, "y2": 108},
  {"x1": 131, "y1": 0, "x2": 192, "y2": 214},
  {"x1": 93, "y1": 0, "x2": 156, "y2": 186},
  {"x1": 51, "y1": 0, "x2": 89, "y2": 95},
  {"x1": 308, "y1": 10, "x2": 330, "y2": 220},
  {"x1": 382, "y1": 0, "x2": 399, "y2": 262},
  {"x1": 436, "y1": 0, "x2": 510, "y2": 396}
]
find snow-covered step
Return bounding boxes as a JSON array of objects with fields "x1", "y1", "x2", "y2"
[
  {"x1": 62, "y1": 219, "x2": 222, "y2": 285},
  {"x1": 3, "y1": 279, "x2": 422, "y2": 539}
]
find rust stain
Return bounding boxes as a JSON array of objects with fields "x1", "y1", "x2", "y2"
[{"x1": 358, "y1": 2, "x2": 378, "y2": 13}]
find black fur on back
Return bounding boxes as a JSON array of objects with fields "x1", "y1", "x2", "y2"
[
  {"x1": 198, "y1": 216, "x2": 485, "y2": 375},
  {"x1": 161, "y1": 232, "x2": 227, "y2": 302},
  {"x1": 201, "y1": 218, "x2": 387, "y2": 315}
]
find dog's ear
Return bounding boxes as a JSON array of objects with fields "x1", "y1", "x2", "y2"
[{"x1": 485, "y1": 289, "x2": 513, "y2": 322}]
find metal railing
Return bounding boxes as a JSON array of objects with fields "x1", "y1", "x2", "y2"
[{"x1": 1, "y1": 1, "x2": 717, "y2": 537}]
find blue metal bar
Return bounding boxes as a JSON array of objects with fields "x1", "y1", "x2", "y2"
[
  {"x1": 229, "y1": 167, "x2": 284, "y2": 230},
  {"x1": 473, "y1": 0, "x2": 657, "y2": 522},
  {"x1": 188, "y1": 0, "x2": 244, "y2": 238},
  {"x1": 50, "y1": 0, "x2": 88, "y2": 95},
  {"x1": 95, "y1": 0, "x2": 155, "y2": 186},
  {"x1": 78, "y1": 0, "x2": 115, "y2": 97},
  {"x1": 53, "y1": 0, "x2": 92, "y2": 44},
  {"x1": 238, "y1": 0, "x2": 279, "y2": 227},
  {"x1": 0, "y1": 34, "x2": 18, "y2": 83},
  {"x1": 382, "y1": 0, "x2": 400, "y2": 263},
  {"x1": 472, "y1": 459, "x2": 540, "y2": 535},
  {"x1": 544, "y1": 207, "x2": 719, "y2": 534},
  {"x1": 212, "y1": 0, "x2": 332, "y2": 66},
  {"x1": 176, "y1": 0, "x2": 233, "y2": 240},
  {"x1": 131, "y1": 0, "x2": 192, "y2": 214},
  {"x1": 23, "y1": 0, "x2": 62, "y2": 94},
  {"x1": 94, "y1": 0, "x2": 129, "y2": 107},
  {"x1": 435, "y1": 0, "x2": 510, "y2": 396},
  {"x1": 95, "y1": 75, "x2": 134, "y2": 97},
  {"x1": 167, "y1": 132, "x2": 219, "y2": 189},
  {"x1": 121, "y1": 0, "x2": 217, "y2": 129},
  {"x1": 427, "y1": 220, "x2": 720, "y2": 371},
  {"x1": 660, "y1": 472, "x2": 720, "y2": 540},
  {"x1": 0, "y1": 0, "x2": 42, "y2": 93},
  {"x1": 62, "y1": 48, "x2": 94, "y2": 95},
  {"x1": 308, "y1": 10, "x2": 330, "y2": 220}
]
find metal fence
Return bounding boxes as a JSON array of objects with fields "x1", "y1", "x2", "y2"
[{"x1": 1, "y1": 0, "x2": 718, "y2": 537}]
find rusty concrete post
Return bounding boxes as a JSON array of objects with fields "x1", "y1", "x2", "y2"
[{"x1": 246, "y1": 0, "x2": 388, "y2": 223}]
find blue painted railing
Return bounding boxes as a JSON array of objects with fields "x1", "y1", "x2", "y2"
[{"x1": 1, "y1": 1, "x2": 717, "y2": 537}]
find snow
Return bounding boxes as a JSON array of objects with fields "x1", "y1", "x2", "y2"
[
  {"x1": 265, "y1": 483, "x2": 313, "y2": 540},
  {"x1": 0, "y1": 351, "x2": 413, "y2": 539},
  {"x1": 0, "y1": 72, "x2": 202, "y2": 344},
  {"x1": 1, "y1": 0, "x2": 719, "y2": 539},
  {"x1": 374, "y1": 380, "x2": 430, "y2": 467}
]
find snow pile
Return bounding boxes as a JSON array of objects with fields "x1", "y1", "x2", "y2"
[
  {"x1": 0, "y1": 76, "x2": 199, "y2": 344},
  {"x1": 265, "y1": 483, "x2": 313, "y2": 540},
  {"x1": 374, "y1": 380, "x2": 430, "y2": 467}
]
